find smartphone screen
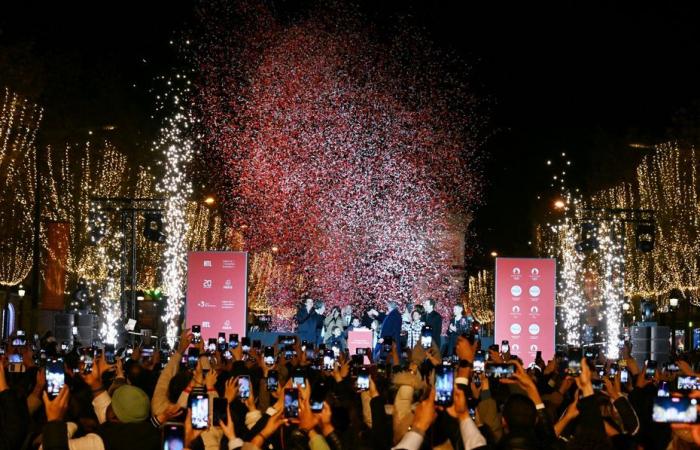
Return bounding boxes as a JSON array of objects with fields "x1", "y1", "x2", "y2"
[
  {"x1": 292, "y1": 372, "x2": 306, "y2": 389},
  {"x1": 653, "y1": 396, "x2": 698, "y2": 423},
  {"x1": 46, "y1": 358, "x2": 65, "y2": 399},
  {"x1": 356, "y1": 368, "x2": 370, "y2": 392},
  {"x1": 323, "y1": 350, "x2": 335, "y2": 371},
  {"x1": 252, "y1": 339, "x2": 262, "y2": 349},
  {"x1": 142, "y1": 346, "x2": 154, "y2": 360},
  {"x1": 658, "y1": 381, "x2": 670, "y2": 397},
  {"x1": 228, "y1": 333, "x2": 239, "y2": 349},
  {"x1": 646, "y1": 360, "x2": 657, "y2": 379},
  {"x1": 264, "y1": 346, "x2": 275, "y2": 366},
  {"x1": 474, "y1": 350, "x2": 486, "y2": 373},
  {"x1": 191, "y1": 325, "x2": 201, "y2": 344},
  {"x1": 104, "y1": 344, "x2": 116, "y2": 364},
  {"x1": 187, "y1": 348, "x2": 200, "y2": 370},
  {"x1": 241, "y1": 337, "x2": 251, "y2": 352},
  {"x1": 678, "y1": 376, "x2": 700, "y2": 391},
  {"x1": 500, "y1": 340, "x2": 509, "y2": 354},
  {"x1": 238, "y1": 375, "x2": 251, "y2": 399},
  {"x1": 486, "y1": 363, "x2": 515, "y2": 379},
  {"x1": 620, "y1": 367, "x2": 629, "y2": 383},
  {"x1": 284, "y1": 388, "x2": 300, "y2": 418},
  {"x1": 608, "y1": 363, "x2": 618, "y2": 379},
  {"x1": 190, "y1": 394, "x2": 209, "y2": 430},
  {"x1": 421, "y1": 325, "x2": 433, "y2": 349},
  {"x1": 592, "y1": 379, "x2": 605, "y2": 391},
  {"x1": 267, "y1": 370, "x2": 279, "y2": 391},
  {"x1": 566, "y1": 349, "x2": 582, "y2": 376},
  {"x1": 162, "y1": 422, "x2": 185, "y2": 450},
  {"x1": 213, "y1": 397, "x2": 228, "y2": 426},
  {"x1": 435, "y1": 365, "x2": 454, "y2": 406},
  {"x1": 207, "y1": 339, "x2": 217, "y2": 353}
]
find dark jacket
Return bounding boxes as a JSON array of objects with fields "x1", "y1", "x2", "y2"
[
  {"x1": 296, "y1": 306, "x2": 318, "y2": 343},
  {"x1": 379, "y1": 309, "x2": 402, "y2": 348},
  {"x1": 0, "y1": 388, "x2": 29, "y2": 450},
  {"x1": 42, "y1": 420, "x2": 161, "y2": 450},
  {"x1": 424, "y1": 311, "x2": 443, "y2": 348}
]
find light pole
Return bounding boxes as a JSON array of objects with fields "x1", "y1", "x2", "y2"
[{"x1": 669, "y1": 289, "x2": 681, "y2": 354}]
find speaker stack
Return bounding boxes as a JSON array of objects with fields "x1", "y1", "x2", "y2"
[
  {"x1": 53, "y1": 312, "x2": 98, "y2": 346},
  {"x1": 631, "y1": 325, "x2": 670, "y2": 366}
]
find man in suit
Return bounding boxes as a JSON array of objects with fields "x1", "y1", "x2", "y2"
[
  {"x1": 295, "y1": 298, "x2": 317, "y2": 344},
  {"x1": 422, "y1": 298, "x2": 443, "y2": 351},
  {"x1": 375, "y1": 300, "x2": 402, "y2": 358}
]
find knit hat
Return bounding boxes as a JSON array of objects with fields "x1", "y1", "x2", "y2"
[{"x1": 111, "y1": 385, "x2": 151, "y2": 423}]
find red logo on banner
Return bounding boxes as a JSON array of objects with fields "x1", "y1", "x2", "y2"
[
  {"x1": 186, "y1": 252, "x2": 248, "y2": 340},
  {"x1": 495, "y1": 258, "x2": 556, "y2": 365}
]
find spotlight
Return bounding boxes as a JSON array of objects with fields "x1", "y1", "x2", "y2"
[
  {"x1": 575, "y1": 222, "x2": 599, "y2": 253},
  {"x1": 17, "y1": 284, "x2": 25, "y2": 297},
  {"x1": 635, "y1": 223, "x2": 655, "y2": 253},
  {"x1": 143, "y1": 213, "x2": 166, "y2": 243},
  {"x1": 88, "y1": 210, "x2": 107, "y2": 245}
]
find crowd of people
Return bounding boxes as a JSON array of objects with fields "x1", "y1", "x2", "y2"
[
  {"x1": 295, "y1": 298, "x2": 476, "y2": 357},
  {"x1": 2, "y1": 302, "x2": 700, "y2": 449}
]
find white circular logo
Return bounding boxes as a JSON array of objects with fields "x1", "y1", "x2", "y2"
[
  {"x1": 512, "y1": 305, "x2": 520, "y2": 313},
  {"x1": 528, "y1": 324, "x2": 540, "y2": 335},
  {"x1": 530, "y1": 306, "x2": 539, "y2": 314},
  {"x1": 511, "y1": 344, "x2": 520, "y2": 352},
  {"x1": 510, "y1": 323, "x2": 522, "y2": 334},
  {"x1": 529, "y1": 286, "x2": 540, "y2": 297},
  {"x1": 511, "y1": 285, "x2": 522, "y2": 296}
]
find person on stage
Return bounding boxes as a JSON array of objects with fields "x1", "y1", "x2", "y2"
[
  {"x1": 325, "y1": 325, "x2": 347, "y2": 353},
  {"x1": 402, "y1": 308, "x2": 425, "y2": 349},
  {"x1": 342, "y1": 305, "x2": 353, "y2": 327},
  {"x1": 374, "y1": 300, "x2": 402, "y2": 357},
  {"x1": 323, "y1": 306, "x2": 345, "y2": 339},
  {"x1": 295, "y1": 298, "x2": 318, "y2": 344},
  {"x1": 422, "y1": 298, "x2": 443, "y2": 351},
  {"x1": 314, "y1": 301, "x2": 326, "y2": 346},
  {"x1": 447, "y1": 303, "x2": 471, "y2": 354}
]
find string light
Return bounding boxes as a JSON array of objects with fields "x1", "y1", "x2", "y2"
[
  {"x1": 0, "y1": 88, "x2": 42, "y2": 286},
  {"x1": 467, "y1": 269, "x2": 494, "y2": 324}
]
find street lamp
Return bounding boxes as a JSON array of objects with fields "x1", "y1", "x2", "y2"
[
  {"x1": 490, "y1": 251, "x2": 498, "y2": 258},
  {"x1": 17, "y1": 284, "x2": 25, "y2": 298},
  {"x1": 553, "y1": 199, "x2": 566, "y2": 210},
  {"x1": 204, "y1": 196, "x2": 215, "y2": 206}
]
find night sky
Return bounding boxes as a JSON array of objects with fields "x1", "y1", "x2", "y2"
[{"x1": 2, "y1": 1, "x2": 700, "y2": 271}]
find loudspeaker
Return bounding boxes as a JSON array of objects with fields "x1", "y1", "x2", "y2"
[
  {"x1": 631, "y1": 326, "x2": 651, "y2": 340},
  {"x1": 650, "y1": 338, "x2": 670, "y2": 353},
  {"x1": 651, "y1": 326, "x2": 670, "y2": 340},
  {"x1": 53, "y1": 313, "x2": 75, "y2": 343},
  {"x1": 632, "y1": 338, "x2": 650, "y2": 353}
]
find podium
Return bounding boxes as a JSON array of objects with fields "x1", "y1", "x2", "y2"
[{"x1": 348, "y1": 328, "x2": 373, "y2": 363}]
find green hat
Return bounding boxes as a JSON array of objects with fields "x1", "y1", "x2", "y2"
[{"x1": 111, "y1": 385, "x2": 150, "y2": 423}]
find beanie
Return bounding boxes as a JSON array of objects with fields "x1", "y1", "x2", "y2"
[{"x1": 111, "y1": 385, "x2": 151, "y2": 423}]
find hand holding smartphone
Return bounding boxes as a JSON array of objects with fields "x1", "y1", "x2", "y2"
[{"x1": 189, "y1": 393, "x2": 209, "y2": 430}]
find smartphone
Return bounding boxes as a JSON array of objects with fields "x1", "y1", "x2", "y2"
[
  {"x1": 486, "y1": 363, "x2": 516, "y2": 379},
  {"x1": 252, "y1": 339, "x2": 262, "y2": 350},
  {"x1": 238, "y1": 375, "x2": 251, "y2": 399},
  {"x1": 207, "y1": 339, "x2": 217, "y2": 353},
  {"x1": 228, "y1": 333, "x2": 239, "y2": 349},
  {"x1": 191, "y1": 325, "x2": 201, "y2": 344},
  {"x1": 356, "y1": 347, "x2": 368, "y2": 356},
  {"x1": 311, "y1": 380, "x2": 327, "y2": 412},
  {"x1": 323, "y1": 349, "x2": 335, "y2": 371},
  {"x1": 13, "y1": 330, "x2": 26, "y2": 346},
  {"x1": 356, "y1": 367, "x2": 370, "y2": 392},
  {"x1": 608, "y1": 363, "x2": 618, "y2": 380},
  {"x1": 382, "y1": 336, "x2": 393, "y2": 354},
  {"x1": 213, "y1": 397, "x2": 228, "y2": 426},
  {"x1": 646, "y1": 360, "x2": 657, "y2": 380},
  {"x1": 666, "y1": 362, "x2": 680, "y2": 373},
  {"x1": 592, "y1": 379, "x2": 605, "y2": 391},
  {"x1": 284, "y1": 345, "x2": 295, "y2": 360},
  {"x1": 653, "y1": 396, "x2": 698, "y2": 423},
  {"x1": 161, "y1": 422, "x2": 185, "y2": 450},
  {"x1": 264, "y1": 346, "x2": 275, "y2": 366},
  {"x1": 187, "y1": 348, "x2": 200, "y2": 370},
  {"x1": 678, "y1": 376, "x2": 700, "y2": 391},
  {"x1": 421, "y1": 325, "x2": 433, "y2": 349},
  {"x1": 658, "y1": 381, "x2": 670, "y2": 397},
  {"x1": 81, "y1": 348, "x2": 94, "y2": 374},
  {"x1": 104, "y1": 343, "x2": 116, "y2": 364},
  {"x1": 284, "y1": 388, "x2": 300, "y2": 418},
  {"x1": 46, "y1": 358, "x2": 65, "y2": 399},
  {"x1": 241, "y1": 337, "x2": 251, "y2": 352},
  {"x1": 292, "y1": 369, "x2": 306, "y2": 389},
  {"x1": 500, "y1": 340, "x2": 510, "y2": 354},
  {"x1": 620, "y1": 367, "x2": 629, "y2": 384},
  {"x1": 267, "y1": 370, "x2": 279, "y2": 391},
  {"x1": 142, "y1": 346, "x2": 154, "y2": 360},
  {"x1": 474, "y1": 350, "x2": 486, "y2": 373},
  {"x1": 190, "y1": 393, "x2": 209, "y2": 429},
  {"x1": 435, "y1": 365, "x2": 455, "y2": 406},
  {"x1": 60, "y1": 341, "x2": 70, "y2": 352},
  {"x1": 566, "y1": 349, "x2": 582, "y2": 376}
]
